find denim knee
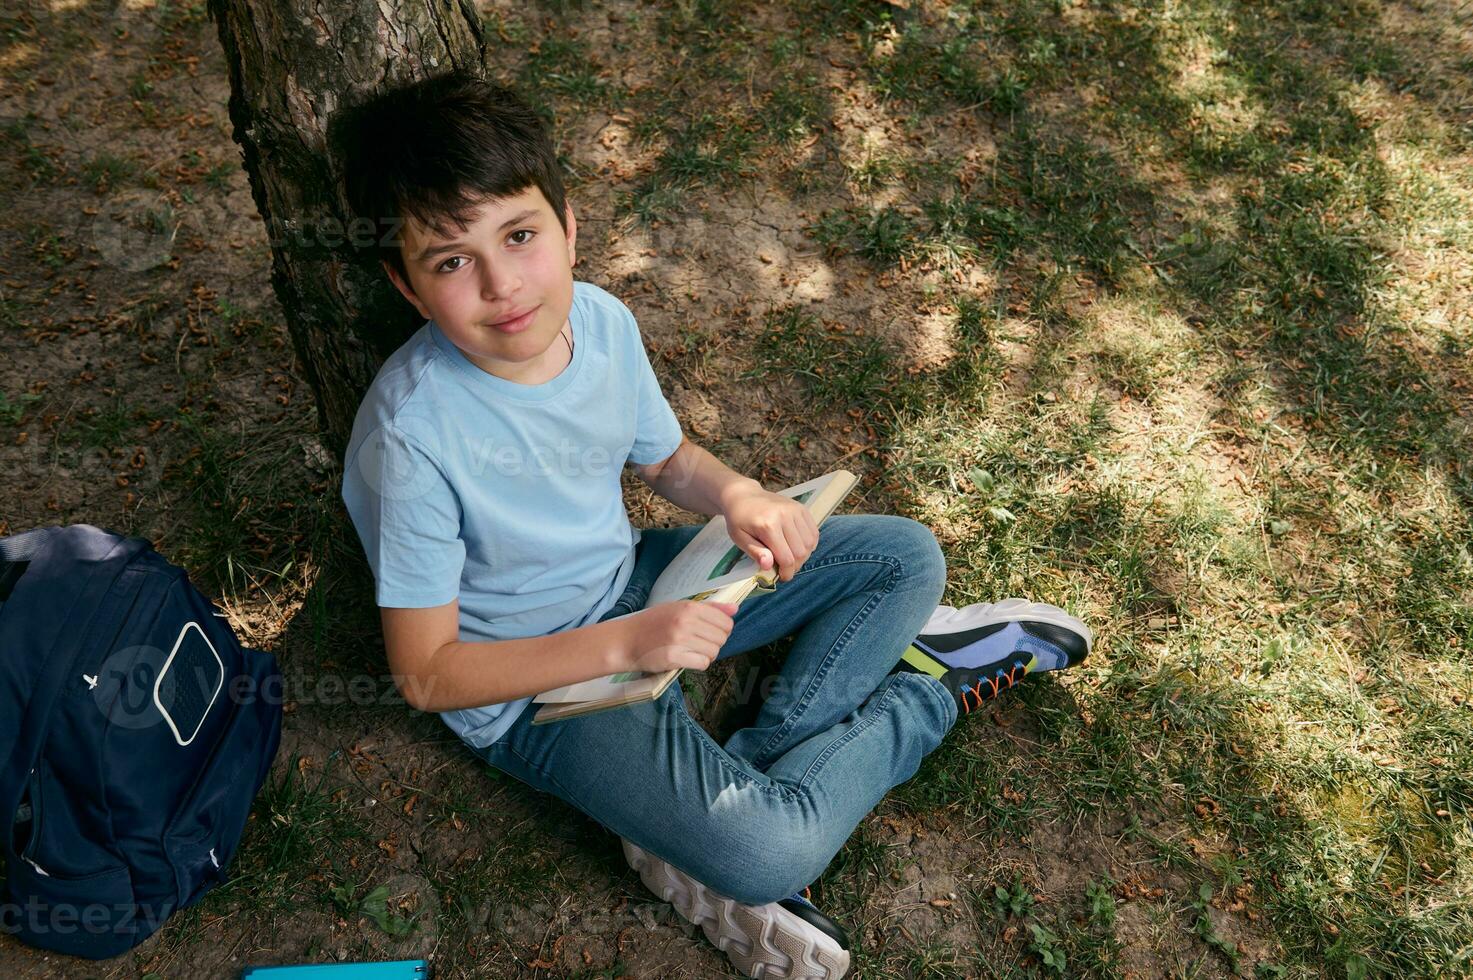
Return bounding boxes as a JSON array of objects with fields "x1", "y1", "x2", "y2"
[
  {"x1": 886, "y1": 515, "x2": 947, "y2": 605},
  {"x1": 687, "y1": 820, "x2": 834, "y2": 905}
]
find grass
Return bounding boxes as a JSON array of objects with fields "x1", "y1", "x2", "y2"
[
  {"x1": 59, "y1": 397, "x2": 149, "y2": 451},
  {"x1": 744, "y1": 304, "x2": 895, "y2": 408},
  {"x1": 620, "y1": 110, "x2": 762, "y2": 223},
  {"x1": 81, "y1": 151, "x2": 137, "y2": 193},
  {"x1": 0, "y1": 115, "x2": 57, "y2": 183},
  {"x1": 164, "y1": 409, "x2": 345, "y2": 606},
  {"x1": 223, "y1": 760, "x2": 373, "y2": 914},
  {"x1": 0, "y1": 389, "x2": 40, "y2": 427},
  {"x1": 7, "y1": 0, "x2": 1468, "y2": 974},
  {"x1": 765, "y1": 0, "x2": 1469, "y2": 973}
]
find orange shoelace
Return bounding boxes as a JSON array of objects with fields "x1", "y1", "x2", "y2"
[{"x1": 958, "y1": 662, "x2": 1027, "y2": 713}]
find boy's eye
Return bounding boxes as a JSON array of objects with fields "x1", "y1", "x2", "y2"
[
  {"x1": 509, "y1": 229, "x2": 534, "y2": 245},
  {"x1": 438, "y1": 256, "x2": 467, "y2": 273}
]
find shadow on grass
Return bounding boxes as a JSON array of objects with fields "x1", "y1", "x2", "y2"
[
  {"x1": 765, "y1": 0, "x2": 1473, "y2": 973},
  {"x1": 8, "y1": 0, "x2": 1466, "y2": 974}
]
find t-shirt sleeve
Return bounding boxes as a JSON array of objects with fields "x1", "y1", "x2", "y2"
[
  {"x1": 626, "y1": 315, "x2": 684, "y2": 466},
  {"x1": 341, "y1": 421, "x2": 466, "y2": 608}
]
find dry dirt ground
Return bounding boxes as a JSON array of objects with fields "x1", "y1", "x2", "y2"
[{"x1": 7, "y1": 0, "x2": 1459, "y2": 977}]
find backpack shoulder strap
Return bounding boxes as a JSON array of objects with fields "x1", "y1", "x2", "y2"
[{"x1": 0, "y1": 526, "x2": 57, "y2": 604}]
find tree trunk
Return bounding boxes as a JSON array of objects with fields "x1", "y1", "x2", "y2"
[{"x1": 206, "y1": 0, "x2": 486, "y2": 459}]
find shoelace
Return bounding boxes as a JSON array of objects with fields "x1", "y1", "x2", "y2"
[
  {"x1": 785, "y1": 885, "x2": 815, "y2": 908},
  {"x1": 958, "y1": 660, "x2": 1028, "y2": 712}
]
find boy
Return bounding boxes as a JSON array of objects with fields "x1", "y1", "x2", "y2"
[{"x1": 334, "y1": 70, "x2": 1091, "y2": 979}]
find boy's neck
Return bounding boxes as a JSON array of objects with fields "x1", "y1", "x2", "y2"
[{"x1": 459, "y1": 318, "x2": 574, "y2": 386}]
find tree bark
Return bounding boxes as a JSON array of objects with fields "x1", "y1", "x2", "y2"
[{"x1": 206, "y1": 0, "x2": 486, "y2": 459}]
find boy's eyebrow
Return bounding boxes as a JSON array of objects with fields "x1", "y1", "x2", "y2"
[{"x1": 414, "y1": 208, "x2": 542, "y2": 262}]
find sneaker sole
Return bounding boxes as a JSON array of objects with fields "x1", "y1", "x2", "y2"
[
  {"x1": 622, "y1": 839, "x2": 851, "y2": 979},
  {"x1": 920, "y1": 598, "x2": 1093, "y2": 657}
]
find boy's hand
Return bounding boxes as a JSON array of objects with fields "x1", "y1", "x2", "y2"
[
  {"x1": 720, "y1": 483, "x2": 820, "y2": 583},
  {"x1": 613, "y1": 600, "x2": 738, "y2": 674}
]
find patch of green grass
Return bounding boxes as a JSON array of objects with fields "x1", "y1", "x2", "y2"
[
  {"x1": 864, "y1": 21, "x2": 998, "y2": 112},
  {"x1": 1006, "y1": 128, "x2": 1144, "y2": 281},
  {"x1": 431, "y1": 822, "x2": 567, "y2": 933},
  {"x1": 154, "y1": 0, "x2": 209, "y2": 31},
  {"x1": 654, "y1": 0, "x2": 741, "y2": 60},
  {"x1": 760, "y1": 74, "x2": 825, "y2": 147},
  {"x1": 744, "y1": 304, "x2": 896, "y2": 409},
  {"x1": 519, "y1": 35, "x2": 619, "y2": 107},
  {"x1": 203, "y1": 160, "x2": 235, "y2": 191},
  {"x1": 807, "y1": 205, "x2": 920, "y2": 268},
  {"x1": 659, "y1": 112, "x2": 757, "y2": 185},
  {"x1": 61, "y1": 398, "x2": 145, "y2": 451},
  {"x1": 619, "y1": 112, "x2": 759, "y2": 223},
  {"x1": 166, "y1": 410, "x2": 341, "y2": 599},
  {"x1": 846, "y1": 148, "x2": 902, "y2": 193},
  {"x1": 81, "y1": 151, "x2": 137, "y2": 193},
  {"x1": 127, "y1": 73, "x2": 155, "y2": 101},
  {"x1": 207, "y1": 759, "x2": 370, "y2": 916},
  {"x1": 0, "y1": 390, "x2": 40, "y2": 426},
  {"x1": 897, "y1": 935, "x2": 964, "y2": 976},
  {"x1": 24, "y1": 221, "x2": 76, "y2": 271},
  {"x1": 1, "y1": 115, "x2": 57, "y2": 182}
]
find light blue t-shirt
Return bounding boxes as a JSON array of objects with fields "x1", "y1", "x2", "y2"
[{"x1": 341, "y1": 280, "x2": 684, "y2": 748}]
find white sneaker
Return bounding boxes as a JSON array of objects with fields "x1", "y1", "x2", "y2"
[{"x1": 621, "y1": 838, "x2": 851, "y2": 979}]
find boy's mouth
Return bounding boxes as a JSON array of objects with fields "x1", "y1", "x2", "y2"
[{"x1": 485, "y1": 306, "x2": 539, "y2": 333}]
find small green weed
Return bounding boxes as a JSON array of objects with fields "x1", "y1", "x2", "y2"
[
  {"x1": 1085, "y1": 877, "x2": 1116, "y2": 928},
  {"x1": 330, "y1": 880, "x2": 419, "y2": 937},
  {"x1": 993, "y1": 879, "x2": 1034, "y2": 919},
  {"x1": 0, "y1": 390, "x2": 40, "y2": 426},
  {"x1": 1192, "y1": 883, "x2": 1242, "y2": 973},
  {"x1": 1028, "y1": 921, "x2": 1068, "y2": 975}
]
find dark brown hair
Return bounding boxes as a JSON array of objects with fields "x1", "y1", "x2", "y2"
[{"x1": 331, "y1": 70, "x2": 568, "y2": 279}]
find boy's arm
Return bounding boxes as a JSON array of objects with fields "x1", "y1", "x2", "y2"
[
  {"x1": 632, "y1": 434, "x2": 761, "y2": 518},
  {"x1": 381, "y1": 596, "x2": 738, "y2": 711},
  {"x1": 633, "y1": 435, "x2": 819, "y2": 582}
]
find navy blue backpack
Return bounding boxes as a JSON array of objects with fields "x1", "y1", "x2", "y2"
[{"x1": 0, "y1": 524, "x2": 283, "y2": 958}]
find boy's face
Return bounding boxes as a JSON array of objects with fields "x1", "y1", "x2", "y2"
[{"x1": 385, "y1": 186, "x2": 577, "y2": 383}]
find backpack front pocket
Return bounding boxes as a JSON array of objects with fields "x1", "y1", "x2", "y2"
[{"x1": 3, "y1": 839, "x2": 137, "y2": 959}]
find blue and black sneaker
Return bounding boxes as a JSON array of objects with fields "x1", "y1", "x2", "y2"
[{"x1": 897, "y1": 599, "x2": 1093, "y2": 714}]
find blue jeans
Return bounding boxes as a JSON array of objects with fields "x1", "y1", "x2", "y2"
[{"x1": 472, "y1": 514, "x2": 956, "y2": 905}]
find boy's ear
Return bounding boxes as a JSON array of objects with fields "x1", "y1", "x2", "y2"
[
  {"x1": 564, "y1": 201, "x2": 578, "y2": 268},
  {"x1": 382, "y1": 259, "x2": 431, "y2": 319}
]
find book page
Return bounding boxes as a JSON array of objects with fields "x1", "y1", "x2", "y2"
[{"x1": 645, "y1": 471, "x2": 845, "y2": 606}]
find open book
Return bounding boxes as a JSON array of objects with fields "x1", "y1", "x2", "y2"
[{"x1": 531, "y1": 469, "x2": 860, "y2": 724}]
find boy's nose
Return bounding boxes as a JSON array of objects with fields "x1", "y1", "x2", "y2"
[{"x1": 478, "y1": 264, "x2": 521, "y2": 300}]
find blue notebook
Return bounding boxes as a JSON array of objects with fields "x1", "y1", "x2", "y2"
[{"x1": 241, "y1": 962, "x2": 428, "y2": 979}]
